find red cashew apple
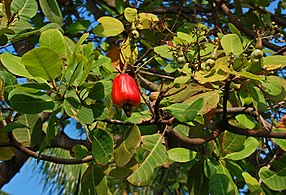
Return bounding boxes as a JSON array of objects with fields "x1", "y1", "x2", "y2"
[{"x1": 112, "y1": 74, "x2": 141, "y2": 116}]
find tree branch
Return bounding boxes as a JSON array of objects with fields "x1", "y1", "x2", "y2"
[
  {"x1": 165, "y1": 126, "x2": 221, "y2": 148},
  {"x1": 225, "y1": 123, "x2": 286, "y2": 138},
  {"x1": 7, "y1": 132, "x2": 93, "y2": 165}
]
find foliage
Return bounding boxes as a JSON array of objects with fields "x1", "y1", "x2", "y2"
[{"x1": 0, "y1": 0, "x2": 286, "y2": 194}]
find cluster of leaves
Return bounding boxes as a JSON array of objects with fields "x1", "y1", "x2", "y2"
[{"x1": 0, "y1": 0, "x2": 286, "y2": 194}]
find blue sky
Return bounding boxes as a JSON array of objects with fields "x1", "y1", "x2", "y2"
[{"x1": 1, "y1": 1, "x2": 285, "y2": 194}]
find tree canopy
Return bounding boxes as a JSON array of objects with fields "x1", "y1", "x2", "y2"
[{"x1": 0, "y1": 0, "x2": 286, "y2": 194}]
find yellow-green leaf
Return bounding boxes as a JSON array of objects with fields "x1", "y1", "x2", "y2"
[{"x1": 93, "y1": 16, "x2": 124, "y2": 37}]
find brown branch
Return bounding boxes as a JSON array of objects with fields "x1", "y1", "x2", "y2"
[
  {"x1": 50, "y1": 131, "x2": 91, "y2": 150},
  {"x1": 214, "y1": 0, "x2": 284, "y2": 52},
  {"x1": 165, "y1": 126, "x2": 221, "y2": 147},
  {"x1": 137, "y1": 73, "x2": 158, "y2": 92},
  {"x1": 215, "y1": 107, "x2": 255, "y2": 115},
  {"x1": 138, "y1": 70, "x2": 175, "y2": 80},
  {"x1": 7, "y1": 132, "x2": 93, "y2": 165},
  {"x1": 226, "y1": 123, "x2": 286, "y2": 138},
  {"x1": 134, "y1": 73, "x2": 155, "y2": 115},
  {"x1": 222, "y1": 76, "x2": 233, "y2": 126}
]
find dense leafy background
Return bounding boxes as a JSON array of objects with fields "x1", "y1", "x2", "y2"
[{"x1": 0, "y1": 0, "x2": 286, "y2": 194}]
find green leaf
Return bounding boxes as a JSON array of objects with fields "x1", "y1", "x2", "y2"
[
  {"x1": 221, "y1": 34, "x2": 243, "y2": 55},
  {"x1": 81, "y1": 164, "x2": 105, "y2": 194},
  {"x1": 184, "y1": 98, "x2": 204, "y2": 122},
  {"x1": 3, "y1": 114, "x2": 41, "y2": 147},
  {"x1": 109, "y1": 166, "x2": 133, "y2": 178},
  {"x1": 174, "y1": 75, "x2": 190, "y2": 84},
  {"x1": 8, "y1": 88, "x2": 55, "y2": 114},
  {"x1": 259, "y1": 166, "x2": 286, "y2": 191},
  {"x1": 137, "y1": 13, "x2": 159, "y2": 30},
  {"x1": 115, "y1": 0, "x2": 125, "y2": 14},
  {"x1": 67, "y1": 20, "x2": 90, "y2": 34},
  {"x1": 177, "y1": 32, "x2": 194, "y2": 44},
  {"x1": 18, "y1": 114, "x2": 42, "y2": 147},
  {"x1": 235, "y1": 114, "x2": 256, "y2": 129},
  {"x1": 223, "y1": 137, "x2": 259, "y2": 160},
  {"x1": 39, "y1": 23, "x2": 63, "y2": 33},
  {"x1": 91, "y1": 129, "x2": 113, "y2": 166},
  {"x1": 184, "y1": 90, "x2": 220, "y2": 115},
  {"x1": 167, "y1": 147, "x2": 196, "y2": 162},
  {"x1": 127, "y1": 134, "x2": 168, "y2": 186},
  {"x1": 173, "y1": 124, "x2": 190, "y2": 137},
  {"x1": 92, "y1": 103, "x2": 109, "y2": 120},
  {"x1": 114, "y1": 125, "x2": 141, "y2": 167},
  {"x1": 79, "y1": 55, "x2": 94, "y2": 85},
  {"x1": 39, "y1": 29, "x2": 67, "y2": 57},
  {"x1": 124, "y1": 110, "x2": 152, "y2": 124},
  {"x1": 63, "y1": 97, "x2": 94, "y2": 124},
  {"x1": 209, "y1": 174, "x2": 238, "y2": 195},
  {"x1": 228, "y1": 23, "x2": 242, "y2": 41},
  {"x1": 205, "y1": 159, "x2": 238, "y2": 195},
  {"x1": 261, "y1": 76, "x2": 283, "y2": 96},
  {"x1": 242, "y1": 172, "x2": 265, "y2": 194},
  {"x1": 154, "y1": 45, "x2": 173, "y2": 59},
  {"x1": 220, "y1": 131, "x2": 245, "y2": 155},
  {"x1": 239, "y1": 71, "x2": 263, "y2": 81},
  {"x1": 187, "y1": 162, "x2": 209, "y2": 195},
  {"x1": 245, "y1": 82, "x2": 267, "y2": 113},
  {"x1": 11, "y1": 0, "x2": 38, "y2": 21},
  {"x1": 273, "y1": 128, "x2": 286, "y2": 150},
  {"x1": 39, "y1": 0, "x2": 63, "y2": 24},
  {"x1": 0, "y1": 53, "x2": 33, "y2": 78},
  {"x1": 72, "y1": 145, "x2": 89, "y2": 159},
  {"x1": 164, "y1": 103, "x2": 189, "y2": 122},
  {"x1": 22, "y1": 47, "x2": 63, "y2": 81},
  {"x1": 93, "y1": 16, "x2": 124, "y2": 37},
  {"x1": 263, "y1": 55, "x2": 286, "y2": 71},
  {"x1": 46, "y1": 108, "x2": 60, "y2": 144},
  {"x1": 64, "y1": 36, "x2": 76, "y2": 58},
  {"x1": 124, "y1": 7, "x2": 137, "y2": 22},
  {"x1": 89, "y1": 81, "x2": 112, "y2": 101},
  {"x1": 12, "y1": 123, "x2": 31, "y2": 147}
]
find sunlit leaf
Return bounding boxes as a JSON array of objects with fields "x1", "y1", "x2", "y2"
[
  {"x1": 124, "y1": 7, "x2": 137, "y2": 22},
  {"x1": 242, "y1": 172, "x2": 265, "y2": 194},
  {"x1": 184, "y1": 90, "x2": 220, "y2": 115},
  {"x1": 223, "y1": 137, "x2": 259, "y2": 160},
  {"x1": 154, "y1": 45, "x2": 173, "y2": 59},
  {"x1": 259, "y1": 166, "x2": 286, "y2": 191},
  {"x1": 0, "y1": 53, "x2": 33, "y2": 79},
  {"x1": 127, "y1": 134, "x2": 168, "y2": 186},
  {"x1": 11, "y1": 0, "x2": 38, "y2": 21},
  {"x1": 39, "y1": 29, "x2": 67, "y2": 57},
  {"x1": 168, "y1": 147, "x2": 196, "y2": 162},
  {"x1": 273, "y1": 128, "x2": 286, "y2": 150},
  {"x1": 120, "y1": 37, "x2": 138, "y2": 65},
  {"x1": 235, "y1": 114, "x2": 256, "y2": 129},
  {"x1": 93, "y1": 16, "x2": 124, "y2": 37},
  {"x1": 114, "y1": 125, "x2": 141, "y2": 167},
  {"x1": 137, "y1": 13, "x2": 159, "y2": 29},
  {"x1": 22, "y1": 47, "x2": 63, "y2": 81},
  {"x1": 221, "y1": 34, "x2": 243, "y2": 55},
  {"x1": 263, "y1": 55, "x2": 286, "y2": 70}
]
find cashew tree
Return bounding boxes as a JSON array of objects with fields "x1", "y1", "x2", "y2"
[{"x1": 0, "y1": 0, "x2": 286, "y2": 194}]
